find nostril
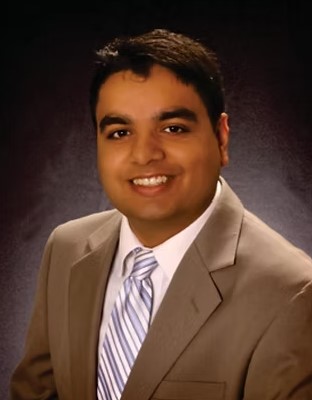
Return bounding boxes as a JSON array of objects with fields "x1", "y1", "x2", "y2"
[{"x1": 131, "y1": 139, "x2": 165, "y2": 164}]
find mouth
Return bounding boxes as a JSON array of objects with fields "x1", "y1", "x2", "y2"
[{"x1": 131, "y1": 175, "x2": 169, "y2": 187}]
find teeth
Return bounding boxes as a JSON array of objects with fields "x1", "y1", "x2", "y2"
[{"x1": 132, "y1": 176, "x2": 168, "y2": 186}]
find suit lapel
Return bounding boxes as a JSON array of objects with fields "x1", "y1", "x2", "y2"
[
  {"x1": 68, "y1": 213, "x2": 121, "y2": 399},
  {"x1": 121, "y1": 178, "x2": 244, "y2": 400}
]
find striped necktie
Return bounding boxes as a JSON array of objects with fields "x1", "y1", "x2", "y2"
[{"x1": 97, "y1": 247, "x2": 158, "y2": 400}]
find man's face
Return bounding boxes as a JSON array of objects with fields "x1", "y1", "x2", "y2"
[{"x1": 96, "y1": 64, "x2": 229, "y2": 244}]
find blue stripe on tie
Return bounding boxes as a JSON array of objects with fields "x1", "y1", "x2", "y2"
[
  {"x1": 132, "y1": 257, "x2": 156, "y2": 275},
  {"x1": 138, "y1": 281, "x2": 152, "y2": 310},
  {"x1": 103, "y1": 339, "x2": 124, "y2": 392},
  {"x1": 132, "y1": 279, "x2": 152, "y2": 321},
  {"x1": 101, "y1": 353, "x2": 119, "y2": 400},
  {"x1": 98, "y1": 359, "x2": 112, "y2": 400},
  {"x1": 111, "y1": 302, "x2": 135, "y2": 367},
  {"x1": 108, "y1": 324, "x2": 128, "y2": 377},
  {"x1": 125, "y1": 289, "x2": 146, "y2": 342}
]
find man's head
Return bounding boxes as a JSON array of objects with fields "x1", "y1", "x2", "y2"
[
  {"x1": 92, "y1": 29, "x2": 229, "y2": 246},
  {"x1": 90, "y1": 29, "x2": 225, "y2": 132}
]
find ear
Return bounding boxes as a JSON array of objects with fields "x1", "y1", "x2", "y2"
[{"x1": 217, "y1": 112, "x2": 230, "y2": 167}]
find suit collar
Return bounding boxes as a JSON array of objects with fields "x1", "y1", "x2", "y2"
[
  {"x1": 195, "y1": 176, "x2": 244, "y2": 272},
  {"x1": 87, "y1": 210, "x2": 122, "y2": 250}
]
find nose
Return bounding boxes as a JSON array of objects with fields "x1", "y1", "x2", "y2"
[{"x1": 130, "y1": 132, "x2": 165, "y2": 165}]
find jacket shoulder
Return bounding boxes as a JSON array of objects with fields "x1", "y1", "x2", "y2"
[
  {"x1": 51, "y1": 209, "x2": 121, "y2": 245},
  {"x1": 243, "y1": 209, "x2": 312, "y2": 265}
]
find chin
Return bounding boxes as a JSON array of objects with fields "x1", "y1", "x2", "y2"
[{"x1": 123, "y1": 206, "x2": 176, "y2": 223}]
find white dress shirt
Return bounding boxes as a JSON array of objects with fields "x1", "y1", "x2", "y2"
[{"x1": 97, "y1": 180, "x2": 221, "y2": 358}]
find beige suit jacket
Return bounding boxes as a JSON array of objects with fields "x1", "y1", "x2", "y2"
[{"x1": 10, "y1": 178, "x2": 312, "y2": 399}]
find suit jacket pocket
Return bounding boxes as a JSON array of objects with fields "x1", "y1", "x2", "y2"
[{"x1": 151, "y1": 380, "x2": 225, "y2": 400}]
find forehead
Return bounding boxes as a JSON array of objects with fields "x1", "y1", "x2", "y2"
[{"x1": 96, "y1": 65, "x2": 208, "y2": 118}]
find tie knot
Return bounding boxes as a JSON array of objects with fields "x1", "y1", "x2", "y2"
[{"x1": 130, "y1": 247, "x2": 158, "y2": 280}]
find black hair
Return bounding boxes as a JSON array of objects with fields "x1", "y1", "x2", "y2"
[{"x1": 89, "y1": 29, "x2": 225, "y2": 131}]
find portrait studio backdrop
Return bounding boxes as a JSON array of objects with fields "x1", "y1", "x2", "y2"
[{"x1": 1, "y1": 2, "x2": 311, "y2": 398}]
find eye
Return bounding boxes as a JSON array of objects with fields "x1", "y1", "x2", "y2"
[
  {"x1": 108, "y1": 130, "x2": 130, "y2": 139},
  {"x1": 163, "y1": 125, "x2": 187, "y2": 134}
]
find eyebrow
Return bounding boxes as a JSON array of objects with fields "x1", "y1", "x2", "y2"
[
  {"x1": 98, "y1": 107, "x2": 198, "y2": 132},
  {"x1": 156, "y1": 108, "x2": 198, "y2": 123},
  {"x1": 98, "y1": 115, "x2": 131, "y2": 133}
]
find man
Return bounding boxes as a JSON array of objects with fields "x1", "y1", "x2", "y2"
[{"x1": 10, "y1": 29, "x2": 312, "y2": 399}]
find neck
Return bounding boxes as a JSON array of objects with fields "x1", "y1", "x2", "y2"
[{"x1": 128, "y1": 212, "x2": 204, "y2": 248}]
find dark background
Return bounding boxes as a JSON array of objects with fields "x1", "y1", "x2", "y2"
[{"x1": 1, "y1": 1, "x2": 311, "y2": 398}]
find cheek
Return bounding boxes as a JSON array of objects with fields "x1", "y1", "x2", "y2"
[
  {"x1": 183, "y1": 145, "x2": 220, "y2": 170},
  {"x1": 97, "y1": 147, "x2": 126, "y2": 193},
  {"x1": 185, "y1": 149, "x2": 221, "y2": 188},
  {"x1": 97, "y1": 147, "x2": 113, "y2": 182}
]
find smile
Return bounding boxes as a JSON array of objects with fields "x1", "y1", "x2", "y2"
[{"x1": 132, "y1": 176, "x2": 168, "y2": 187}]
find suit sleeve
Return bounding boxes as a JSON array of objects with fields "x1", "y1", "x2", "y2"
[
  {"x1": 10, "y1": 231, "x2": 58, "y2": 400},
  {"x1": 244, "y1": 281, "x2": 312, "y2": 399}
]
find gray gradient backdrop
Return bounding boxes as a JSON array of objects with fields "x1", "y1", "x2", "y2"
[{"x1": 1, "y1": 2, "x2": 311, "y2": 398}]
